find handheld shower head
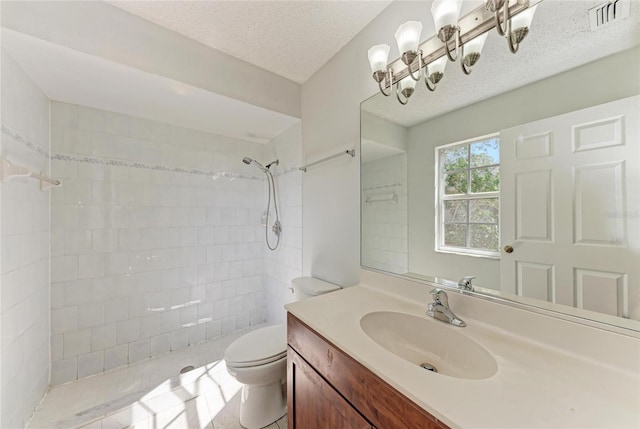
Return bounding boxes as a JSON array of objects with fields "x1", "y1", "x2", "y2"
[
  {"x1": 241, "y1": 156, "x2": 282, "y2": 250},
  {"x1": 241, "y1": 157, "x2": 267, "y2": 172}
]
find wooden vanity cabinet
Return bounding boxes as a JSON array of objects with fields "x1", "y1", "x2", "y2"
[
  {"x1": 287, "y1": 313, "x2": 449, "y2": 429},
  {"x1": 288, "y1": 347, "x2": 372, "y2": 428}
]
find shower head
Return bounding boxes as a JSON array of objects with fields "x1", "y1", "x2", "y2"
[{"x1": 242, "y1": 157, "x2": 268, "y2": 172}]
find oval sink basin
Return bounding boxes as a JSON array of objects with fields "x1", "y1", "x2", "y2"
[{"x1": 360, "y1": 311, "x2": 497, "y2": 379}]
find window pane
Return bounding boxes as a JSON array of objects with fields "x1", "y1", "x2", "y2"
[
  {"x1": 470, "y1": 224, "x2": 499, "y2": 250},
  {"x1": 444, "y1": 200, "x2": 468, "y2": 222},
  {"x1": 444, "y1": 172, "x2": 468, "y2": 194},
  {"x1": 444, "y1": 224, "x2": 467, "y2": 247},
  {"x1": 442, "y1": 146, "x2": 468, "y2": 171},
  {"x1": 469, "y1": 198, "x2": 499, "y2": 223},
  {"x1": 471, "y1": 167, "x2": 499, "y2": 193},
  {"x1": 470, "y1": 138, "x2": 499, "y2": 167}
]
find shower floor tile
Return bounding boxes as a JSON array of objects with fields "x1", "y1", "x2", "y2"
[{"x1": 26, "y1": 324, "x2": 287, "y2": 429}]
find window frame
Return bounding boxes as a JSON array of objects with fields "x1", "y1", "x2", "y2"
[{"x1": 434, "y1": 133, "x2": 501, "y2": 259}]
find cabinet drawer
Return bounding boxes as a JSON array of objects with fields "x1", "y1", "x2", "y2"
[{"x1": 287, "y1": 313, "x2": 449, "y2": 429}]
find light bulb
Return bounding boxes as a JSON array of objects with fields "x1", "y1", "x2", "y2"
[
  {"x1": 367, "y1": 44, "x2": 390, "y2": 74},
  {"x1": 431, "y1": 0, "x2": 463, "y2": 31},
  {"x1": 511, "y1": 4, "x2": 537, "y2": 31},
  {"x1": 465, "y1": 33, "x2": 488, "y2": 55},
  {"x1": 399, "y1": 75, "x2": 417, "y2": 91},
  {"x1": 394, "y1": 21, "x2": 423, "y2": 55},
  {"x1": 428, "y1": 56, "x2": 448, "y2": 76}
]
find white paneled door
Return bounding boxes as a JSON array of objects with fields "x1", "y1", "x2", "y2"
[{"x1": 500, "y1": 96, "x2": 639, "y2": 320}]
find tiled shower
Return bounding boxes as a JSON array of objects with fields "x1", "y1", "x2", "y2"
[
  {"x1": 49, "y1": 101, "x2": 302, "y2": 383},
  {"x1": 1, "y1": 52, "x2": 302, "y2": 428}
]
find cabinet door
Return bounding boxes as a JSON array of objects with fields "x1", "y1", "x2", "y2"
[{"x1": 287, "y1": 347, "x2": 373, "y2": 429}]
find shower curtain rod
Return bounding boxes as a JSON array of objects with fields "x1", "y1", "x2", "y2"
[{"x1": 299, "y1": 149, "x2": 355, "y2": 172}]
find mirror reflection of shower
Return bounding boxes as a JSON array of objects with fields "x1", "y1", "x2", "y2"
[{"x1": 242, "y1": 157, "x2": 281, "y2": 250}]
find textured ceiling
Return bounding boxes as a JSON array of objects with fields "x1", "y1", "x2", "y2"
[
  {"x1": 362, "y1": 0, "x2": 640, "y2": 127},
  {"x1": 109, "y1": 0, "x2": 393, "y2": 83}
]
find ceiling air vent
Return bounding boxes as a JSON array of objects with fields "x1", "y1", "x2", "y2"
[{"x1": 589, "y1": 0, "x2": 631, "y2": 31}]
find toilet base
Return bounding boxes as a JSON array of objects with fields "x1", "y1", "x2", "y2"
[{"x1": 239, "y1": 378, "x2": 287, "y2": 429}]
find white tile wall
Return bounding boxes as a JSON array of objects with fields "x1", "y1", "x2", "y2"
[
  {"x1": 50, "y1": 102, "x2": 269, "y2": 383},
  {"x1": 1, "y1": 49, "x2": 51, "y2": 428},
  {"x1": 263, "y1": 123, "x2": 303, "y2": 324},
  {"x1": 361, "y1": 153, "x2": 408, "y2": 274}
]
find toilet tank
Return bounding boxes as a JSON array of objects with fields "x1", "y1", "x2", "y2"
[{"x1": 290, "y1": 277, "x2": 341, "y2": 302}]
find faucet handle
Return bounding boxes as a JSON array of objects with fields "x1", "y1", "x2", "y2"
[
  {"x1": 429, "y1": 288, "x2": 448, "y2": 306},
  {"x1": 458, "y1": 276, "x2": 476, "y2": 291}
]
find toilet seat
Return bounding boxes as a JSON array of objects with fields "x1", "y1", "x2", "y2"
[
  {"x1": 225, "y1": 324, "x2": 287, "y2": 368},
  {"x1": 226, "y1": 351, "x2": 287, "y2": 368}
]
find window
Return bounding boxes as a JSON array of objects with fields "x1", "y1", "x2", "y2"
[{"x1": 436, "y1": 134, "x2": 500, "y2": 258}]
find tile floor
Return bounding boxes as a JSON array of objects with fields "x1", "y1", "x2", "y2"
[{"x1": 27, "y1": 325, "x2": 288, "y2": 429}]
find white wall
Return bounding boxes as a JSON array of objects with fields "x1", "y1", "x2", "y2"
[
  {"x1": 49, "y1": 102, "x2": 268, "y2": 384},
  {"x1": 301, "y1": 1, "x2": 427, "y2": 286},
  {"x1": 407, "y1": 47, "x2": 640, "y2": 289},
  {"x1": 263, "y1": 123, "x2": 303, "y2": 324},
  {"x1": 0, "y1": 49, "x2": 51, "y2": 429}
]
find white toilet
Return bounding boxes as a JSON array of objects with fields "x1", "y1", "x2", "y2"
[{"x1": 224, "y1": 276, "x2": 341, "y2": 429}]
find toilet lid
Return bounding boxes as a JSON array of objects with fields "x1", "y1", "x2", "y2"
[
  {"x1": 291, "y1": 277, "x2": 341, "y2": 296},
  {"x1": 225, "y1": 324, "x2": 287, "y2": 367}
]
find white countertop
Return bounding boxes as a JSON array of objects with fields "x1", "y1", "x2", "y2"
[{"x1": 285, "y1": 283, "x2": 640, "y2": 429}]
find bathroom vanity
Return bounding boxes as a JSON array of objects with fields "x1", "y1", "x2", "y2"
[
  {"x1": 285, "y1": 270, "x2": 640, "y2": 429},
  {"x1": 287, "y1": 313, "x2": 447, "y2": 429}
]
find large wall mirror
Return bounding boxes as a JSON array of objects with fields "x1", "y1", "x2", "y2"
[{"x1": 360, "y1": 1, "x2": 640, "y2": 332}]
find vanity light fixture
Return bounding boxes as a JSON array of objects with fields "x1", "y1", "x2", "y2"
[
  {"x1": 367, "y1": 0, "x2": 538, "y2": 104},
  {"x1": 431, "y1": 0, "x2": 464, "y2": 62},
  {"x1": 425, "y1": 56, "x2": 447, "y2": 91},
  {"x1": 368, "y1": 44, "x2": 392, "y2": 95},
  {"x1": 397, "y1": 75, "x2": 417, "y2": 105},
  {"x1": 395, "y1": 21, "x2": 423, "y2": 68},
  {"x1": 506, "y1": 4, "x2": 538, "y2": 53},
  {"x1": 486, "y1": 0, "x2": 538, "y2": 53},
  {"x1": 460, "y1": 32, "x2": 488, "y2": 74}
]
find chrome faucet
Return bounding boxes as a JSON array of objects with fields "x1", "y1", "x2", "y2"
[
  {"x1": 458, "y1": 276, "x2": 476, "y2": 291},
  {"x1": 426, "y1": 289, "x2": 466, "y2": 327}
]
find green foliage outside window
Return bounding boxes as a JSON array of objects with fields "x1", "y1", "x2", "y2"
[{"x1": 439, "y1": 138, "x2": 500, "y2": 253}]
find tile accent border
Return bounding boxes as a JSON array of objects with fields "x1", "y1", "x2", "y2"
[
  {"x1": 3, "y1": 122, "x2": 301, "y2": 181},
  {"x1": 52, "y1": 152, "x2": 265, "y2": 181},
  {"x1": 51, "y1": 153, "x2": 302, "y2": 181},
  {"x1": 1, "y1": 123, "x2": 50, "y2": 159}
]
